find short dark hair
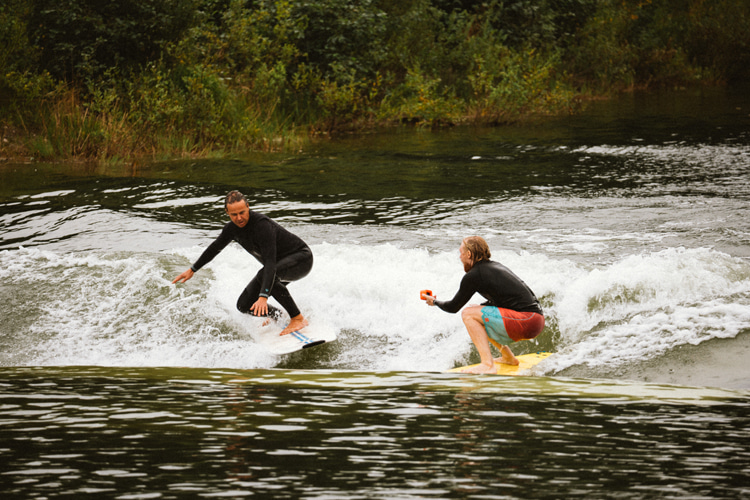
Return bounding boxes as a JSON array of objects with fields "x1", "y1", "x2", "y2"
[
  {"x1": 463, "y1": 236, "x2": 491, "y2": 262},
  {"x1": 225, "y1": 190, "x2": 248, "y2": 209}
]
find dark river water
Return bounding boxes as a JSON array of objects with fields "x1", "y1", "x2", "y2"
[{"x1": 1, "y1": 87, "x2": 749, "y2": 498}]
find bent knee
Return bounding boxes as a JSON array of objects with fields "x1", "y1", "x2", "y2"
[
  {"x1": 461, "y1": 305, "x2": 483, "y2": 322},
  {"x1": 236, "y1": 299, "x2": 249, "y2": 314}
]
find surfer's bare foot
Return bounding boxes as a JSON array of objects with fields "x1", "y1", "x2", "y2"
[
  {"x1": 279, "y1": 315, "x2": 308, "y2": 336},
  {"x1": 460, "y1": 362, "x2": 497, "y2": 375},
  {"x1": 493, "y1": 345, "x2": 519, "y2": 366}
]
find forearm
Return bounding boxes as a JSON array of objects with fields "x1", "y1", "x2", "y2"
[
  {"x1": 259, "y1": 267, "x2": 276, "y2": 297},
  {"x1": 435, "y1": 299, "x2": 463, "y2": 314},
  {"x1": 435, "y1": 280, "x2": 473, "y2": 313}
]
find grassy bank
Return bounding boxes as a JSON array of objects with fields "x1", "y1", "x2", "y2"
[{"x1": 1, "y1": 0, "x2": 748, "y2": 163}]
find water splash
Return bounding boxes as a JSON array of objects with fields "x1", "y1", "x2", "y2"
[{"x1": 3, "y1": 242, "x2": 748, "y2": 378}]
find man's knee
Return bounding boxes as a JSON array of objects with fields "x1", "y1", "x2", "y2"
[
  {"x1": 236, "y1": 298, "x2": 248, "y2": 313},
  {"x1": 236, "y1": 292, "x2": 256, "y2": 313},
  {"x1": 461, "y1": 305, "x2": 483, "y2": 323}
]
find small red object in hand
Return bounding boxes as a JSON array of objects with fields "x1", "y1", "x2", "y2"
[{"x1": 420, "y1": 290, "x2": 433, "y2": 300}]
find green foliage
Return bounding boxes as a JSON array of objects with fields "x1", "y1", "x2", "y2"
[
  {"x1": 218, "y1": 0, "x2": 304, "y2": 75},
  {"x1": 567, "y1": 4, "x2": 639, "y2": 89},
  {"x1": 472, "y1": 0, "x2": 596, "y2": 50},
  {"x1": 27, "y1": 0, "x2": 198, "y2": 81},
  {"x1": 566, "y1": 0, "x2": 750, "y2": 89},
  {"x1": 2, "y1": 0, "x2": 749, "y2": 161},
  {"x1": 0, "y1": 1, "x2": 35, "y2": 75},
  {"x1": 379, "y1": 66, "x2": 462, "y2": 125},
  {"x1": 0, "y1": 0, "x2": 60, "y2": 121},
  {"x1": 469, "y1": 45, "x2": 576, "y2": 121},
  {"x1": 683, "y1": 0, "x2": 750, "y2": 83},
  {"x1": 125, "y1": 61, "x2": 267, "y2": 152},
  {"x1": 293, "y1": 0, "x2": 387, "y2": 79},
  {"x1": 2, "y1": 71, "x2": 63, "y2": 119}
]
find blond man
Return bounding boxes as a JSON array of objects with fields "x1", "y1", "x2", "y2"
[{"x1": 423, "y1": 236, "x2": 544, "y2": 374}]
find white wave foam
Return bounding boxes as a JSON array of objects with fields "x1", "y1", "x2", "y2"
[
  {"x1": 2, "y1": 243, "x2": 748, "y2": 375},
  {"x1": 544, "y1": 247, "x2": 750, "y2": 373},
  {"x1": 133, "y1": 196, "x2": 221, "y2": 209}
]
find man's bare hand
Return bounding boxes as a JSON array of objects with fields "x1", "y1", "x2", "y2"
[
  {"x1": 250, "y1": 296, "x2": 269, "y2": 317},
  {"x1": 421, "y1": 292, "x2": 436, "y2": 306},
  {"x1": 172, "y1": 269, "x2": 194, "y2": 284}
]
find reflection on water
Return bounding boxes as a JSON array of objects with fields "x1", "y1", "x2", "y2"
[{"x1": 1, "y1": 367, "x2": 748, "y2": 499}]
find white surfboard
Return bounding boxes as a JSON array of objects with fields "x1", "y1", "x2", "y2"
[{"x1": 254, "y1": 322, "x2": 337, "y2": 355}]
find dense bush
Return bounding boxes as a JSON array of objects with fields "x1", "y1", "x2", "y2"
[
  {"x1": 1, "y1": 0, "x2": 748, "y2": 160},
  {"x1": 28, "y1": 0, "x2": 198, "y2": 81}
]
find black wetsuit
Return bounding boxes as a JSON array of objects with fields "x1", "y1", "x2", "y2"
[
  {"x1": 191, "y1": 210, "x2": 312, "y2": 318},
  {"x1": 435, "y1": 260, "x2": 542, "y2": 315}
]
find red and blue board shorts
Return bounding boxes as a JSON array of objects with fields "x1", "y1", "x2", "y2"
[{"x1": 480, "y1": 306, "x2": 545, "y2": 346}]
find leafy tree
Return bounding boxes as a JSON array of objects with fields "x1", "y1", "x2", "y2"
[
  {"x1": 294, "y1": 0, "x2": 387, "y2": 80},
  {"x1": 28, "y1": 0, "x2": 199, "y2": 81}
]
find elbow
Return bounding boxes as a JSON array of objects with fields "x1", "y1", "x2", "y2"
[{"x1": 438, "y1": 302, "x2": 460, "y2": 314}]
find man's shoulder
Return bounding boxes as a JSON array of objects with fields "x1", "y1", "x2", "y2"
[
  {"x1": 240, "y1": 208, "x2": 268, "y2": 222},
  {"x1": 249, "y1": 211, "x2": 276, "y2": 231},
  {"x1": 461, "y1": 262, "x2": 484, "y2": 283},
  {"x1": 474, "y1": 259, "x2": 499, "y2": 271},
  {"x1": 480, "y1": 259, "x2": 508, "y2": 272},
  {"x1": 473, "y1": 260, "x2": 511, "y2": 281}
]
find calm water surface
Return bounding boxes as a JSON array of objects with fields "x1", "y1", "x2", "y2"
[
  {"x1": 1, "y1": 87, "x2": 750, "y2": 498},
  {"x1": 2, "y1": 367, "x2": 748, "y2": 499}
]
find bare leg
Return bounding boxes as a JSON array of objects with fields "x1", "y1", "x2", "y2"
[
  {"x1": 279, "y1": 314, "x2": 309, "y2": 336},
  {"x1": 489, "y1": 339, "x2": 519, "y2": 366},
  {"x1": 459, "y1": 306, "x2": 497, "y2": 374}
]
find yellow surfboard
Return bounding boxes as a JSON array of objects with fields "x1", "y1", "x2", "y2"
[{"x1": 447, "y1": 352, "x2": 553, "y2": 376}]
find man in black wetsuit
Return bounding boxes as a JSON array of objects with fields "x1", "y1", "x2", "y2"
[
  {"x1": 422, "y1": 236, "x2": 544, "y2": 374},
  {"x1": 172, "y1": 190, "x2": 313, "y2": 336}
]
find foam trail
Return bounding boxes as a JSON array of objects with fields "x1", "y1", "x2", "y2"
[
  {"x1": 204, "y1": 242, "x2": 475, "y2": 371},
  {"x1": 1, "y1": 247, "x2": 278, "y2": 368},
  {"x1": 2, "y1": 243, "x2": 749, "y2": 375},
  {"x1": 544, "y1": 247, "x2": 750, "y2": 373}
]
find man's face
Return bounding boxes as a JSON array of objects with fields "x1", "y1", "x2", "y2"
[
  {"x1": 226, "y1": 200, "x2": 250, "y2": 228},
  {"x1": 459, "y1": 243, "x2": 473, "y2": 272}
]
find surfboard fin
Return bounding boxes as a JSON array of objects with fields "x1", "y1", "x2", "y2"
[{"x1": 302, "y1": 340, "x2": 325, "y2": 349}]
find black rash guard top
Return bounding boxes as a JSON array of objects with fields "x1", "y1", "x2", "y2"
[
  {"x1": 435, "y1": 259, "x2": 543, "y2": 315},
  {"x1": 190, "y1": 211, "x2": 309, "y2": 298}
]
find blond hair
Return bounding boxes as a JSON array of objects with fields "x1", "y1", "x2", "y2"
[{"x1": 462, "y1": 236, "x2": 491, "y2": 262}]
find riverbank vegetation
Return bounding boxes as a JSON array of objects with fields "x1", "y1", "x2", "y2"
[{"x1": 2, "y1": 0, "x2": 748, "y2": 162}]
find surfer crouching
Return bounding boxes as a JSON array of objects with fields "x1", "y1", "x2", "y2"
[
  {"x1": 423, "y1": 236, "x2": 544, "y2": 374},
  {"x1": 173, "y1": 190, "x2": 312, "y2": 336}
]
